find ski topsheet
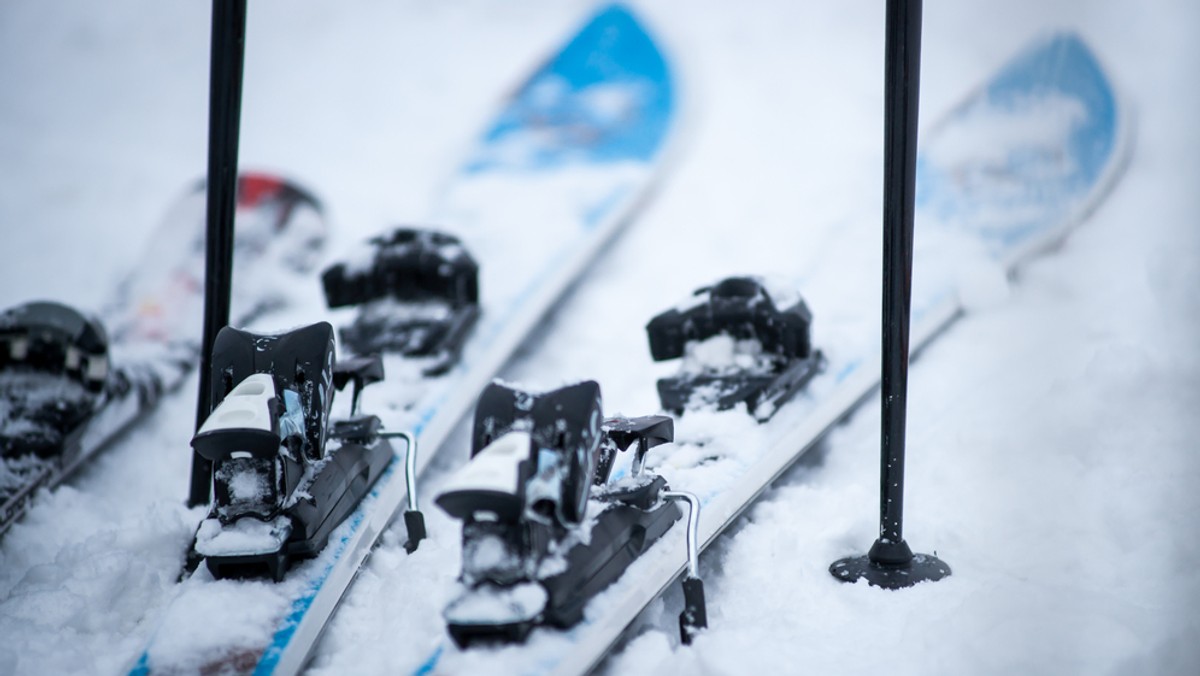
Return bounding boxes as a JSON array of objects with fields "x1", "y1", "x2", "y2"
[
  {"x1": 0, "y1": 174, "x2": 325, "y2": 537},
  {"x1": 129, "y1": 4, "x2": 678, "y2": 674},
  {"x1": 416, "y1": 31, "x2": 1131, "y2": 675}
]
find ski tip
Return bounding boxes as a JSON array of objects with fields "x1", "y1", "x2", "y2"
[
  {"x1": 988, "y1": 30, "x2": 1115, "y2": 107},
  {"x1": 465, "y1": 2, "x2": 675, "y2": 173},
  {"x1": 183, "y1": 170, "x2": 322, "y2": 212},
  {"x1": 235, "y1": 171, "x2": 322, "y2": 213},
  {"x1": 916, "y1": 28, "x2": 1129, "y2": 266}
]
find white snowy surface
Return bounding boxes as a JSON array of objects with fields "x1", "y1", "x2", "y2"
[
  {"x1": 193, "y1": 515, "x2": 290, "y2": 558},
  {"x1": 679, "y1": 335, "x2": 773, "y2": 375},
  {"x1": 1, "y1": 1, "x2": 1198, "y2": 675},
  {"x1": 443, "y1": 581, "x2": 547, "y2": 625}
]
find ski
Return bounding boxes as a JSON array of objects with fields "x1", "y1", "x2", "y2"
[
  {"x1": 417, "y1": 30, "x2": 1132, "y2": 674},
  {"x1": 128, "y1": 4, "x2": 679, "y2": 674},
  {"x1": 0, "y1": 173, "x2": 325, "y2": 537}
]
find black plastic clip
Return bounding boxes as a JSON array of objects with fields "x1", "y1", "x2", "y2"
[
  {"x1": 403, "y1": 510, "x2": 427, "y2": 554},
  {"x1": 680, "y1": 576, "x2": 708, "y2": 644},
  {"x1": 332, "y1": 353, "x2": 385, "y2": 416}
]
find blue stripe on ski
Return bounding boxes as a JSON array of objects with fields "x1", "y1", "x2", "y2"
[
  {"x1": 465, "y1": 4, "x2": 672, "y2": 172},
  {"x1": 413, "y1": 644, "x2": 443, "y2": 676}
]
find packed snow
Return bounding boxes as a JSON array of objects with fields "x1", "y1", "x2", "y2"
[
  {"x1": 1, "y1": 1, "x2": 1198, "y2": 675},
  {"x1": 679, "y1": 335, "x2": 774, "y2": 374},
  {"x1": 193, "y1": 515, "x2": 290, "y2": 558},
  {"x1": 443, "y1": 581, "x2": 547, "y2": 625}
]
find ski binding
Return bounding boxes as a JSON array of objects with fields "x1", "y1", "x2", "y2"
[
  {"x1": 322, "y1": 227, "x2": 480, "y2": 376},
  {"x1": 647, "y1": 276, "x2": 823, "y2": 420},
  {"x1": 436, "y1": 380, "x2": 707, "y2": 647},
  {"x1": 189, "y1": 322, "x2": 420, "y2": 581},
  {"x1": 1, "y1": 301, "x2": 111, "y2": 459}
]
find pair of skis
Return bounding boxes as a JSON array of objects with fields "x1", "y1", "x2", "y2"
[
  {"x1": 1, "y1": 3, "x2": 1129, "y2": 674},
  {"x1": 351, "y1": 17, "x2": 1130, "y2": 676}
]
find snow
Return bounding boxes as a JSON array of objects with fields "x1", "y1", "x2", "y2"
[
  {"x1": 0, "y1": 371, "x2": 93, "y2": 440},
  {"x1": 0, "y1": 454, "x2": 46, "y2": 494},
  {"x1": 463, "y1": 531, "x2": 517, "y2": 577},
  {"x1": 679, "y1": 335, "x2": 772, "y2": 374},
  {"x1": 193, "y1": 515, "x2": 290, "y2": 558},
  {"x1": 357, "y1": 298, "x2": 454, "y2": 324},
  {"x1": 1, "y1": 1, "x2": 1199, "y2": 676},
  {"x1": 444, "y1": 582, "x2": 547, "y2": 625}
]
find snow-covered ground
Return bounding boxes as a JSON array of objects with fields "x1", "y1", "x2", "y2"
[{"x1": 2, "y1": 1, "x2": 1198, "y2": 674}]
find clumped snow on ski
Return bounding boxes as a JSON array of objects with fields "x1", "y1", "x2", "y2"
[{"x1": 1, "y1": 1, "x2": 1198, "y2": 675}]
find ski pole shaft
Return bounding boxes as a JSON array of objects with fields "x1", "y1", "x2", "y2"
[
  {"x1": 832, "y1": 0, "x2": 948, "y2": 587},
  {"x1": 879, "y1": 0, "x2": 921, "y2": 546},
  {"x1": 190, "y1": 0, "x2": 248, "y2": 507}
]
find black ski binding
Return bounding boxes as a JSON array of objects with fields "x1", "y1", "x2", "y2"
[
  {"x1": 189, "y1": 322, "x2": 397, "y2": 581},
  {"x1": 321, "y1": 228, "x2": 479, "y2": 376},
  {"x1": 0, "y1": 301, "x2": 129, "y2": 536},
  {"x1": 436, "y1": 380, "x2": 707, "y2": 647},
  {"x1": 646, "y1": 276, "x2": 823, "y2": 421},
  {"x1": 1, "y1": 301, "x2": 110, "y2": 460}
]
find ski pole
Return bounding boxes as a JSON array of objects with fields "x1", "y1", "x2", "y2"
[
  {"x1": 190, "y1": 0, "x2": 248, "y2": 508},
  {"x1": 829, "y1": 0, "x2": 950, "y2": 588}
]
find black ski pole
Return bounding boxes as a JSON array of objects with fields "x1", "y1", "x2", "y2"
[
  {"x1": 188, "y1": 0, "x2": 248, "y2": 508},
  {"x1": 829, "y1": 0, "x2": 949, "y2": 588}
]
